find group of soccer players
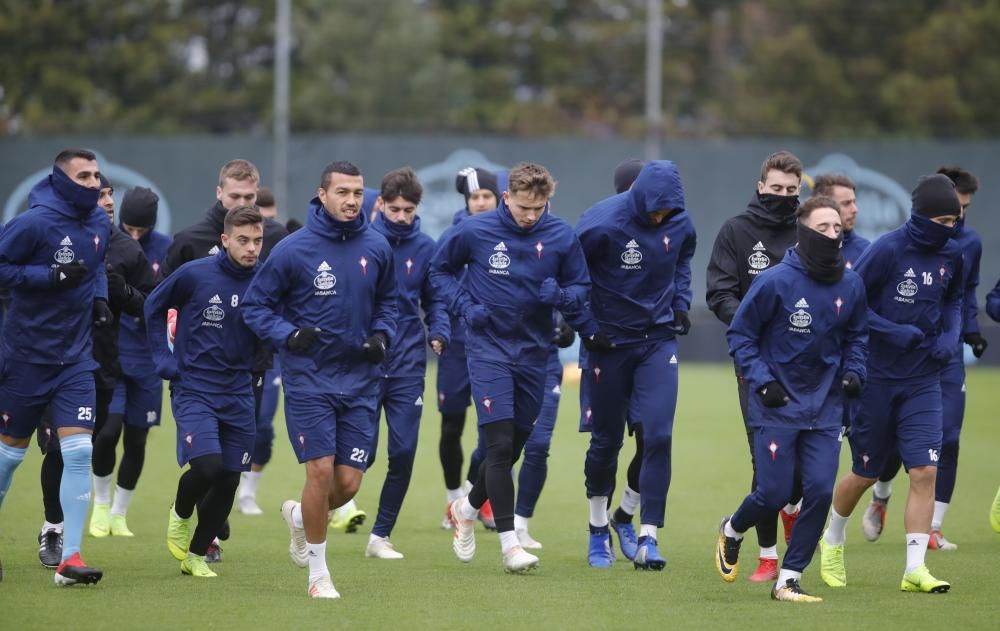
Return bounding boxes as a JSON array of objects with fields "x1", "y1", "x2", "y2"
[{"x1": 0, "y1": 148, "x2": 998, "y2": 602}]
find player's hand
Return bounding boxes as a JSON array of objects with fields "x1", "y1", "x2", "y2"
[
  {"x1": 671, "y1": 310, "x2": 691, "y2": 335},
  {"x1": 929, "y1": 334, "x2": 956, "y2": 362},
  {"x1": 106, "y1": 264, "x2": 131, "y2": 305},
  {"x1": 429, "y1": 335, "x2": 446, "y2": 356},
  {"x1": 760, "y1": 380, "x2": 790, "y2": 407},
  {"x1": 363, "y1": 332, "x2": 388, "y2": 363},
  {"x1": 92, "y1": 298, "x2": 113, "y2": 328},
  {"x1": 582, "y1": 331, "x2": 614, "y2": 353},
  {"x1": 538, "y1": 277, "x2": 564, "y2": 307},
  {"x1": 463, "y1": 304, "x2": 491, "y2": 330},
  {"x1": 963, "y1": 332, "x2": 988, "y2": 358},
  {"x1": 50, "y1": 261, "x2": 87, "y2": 289},
  {"x1": 897, "y1": 324, "x2": 925, "y2": 350},
  {"x1": 553, "y1": 319, "x2": 575, "y2": 348},
  {"x1": 287, "y1": 327, "x2": 322, "y2": 353},
  {"x1": 841, "y1": 371, "x2": 862, "y2": 398},
  {"x1": 155, "y1": 357, "x2": 179, "y2": 381}
]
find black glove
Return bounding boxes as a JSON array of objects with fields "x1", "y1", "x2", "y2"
[
  {"x1": 106, "y1": 265, "x2": 131, "y2": 305},
  {"x1": 363, "y1": 332, "x2": 388, "y2": 363},
  {"x1": 581, "y1": 331, "x2": 614, "y2": 353},
  {"x1": 51, "y1": 261, "x2": 88, "y2": 289},
  {"x1": 429, "y1": 335, "x2": 447, "y2": 355},
  {"x1": 671, "y1": 310, "x2": 691, "y2": 335},
  {"x1": 964, "y1": 332, "x2": 988, "y2": 358},
  {"x1": 93, "y1": 298, "x2": 113, "y2": 328},
  {"x1": 842, "y1": 371, "x2": 862, "y2": 399},
  {"x1": 760, "y1": 381, "x2": 790, "y2": 408},
  {"x1": 287, "y1": 327, "x2": 322, "y2": 353},
  {"x1": 553, "y1": 319, "x2": 576, "y2": 348}
]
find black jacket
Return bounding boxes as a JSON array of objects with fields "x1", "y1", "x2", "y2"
[{"x1": 705, "y1": 192, "x2": 798, "y2": 326}]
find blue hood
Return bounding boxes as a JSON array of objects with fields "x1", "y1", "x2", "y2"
[
  {"x1": 627, "y1": 160, "x2": 686, "y2": 226},
  {"x1": 905, "y1": 211, "x2": 956, "y2": 251},
  {"x1": 28, "y1": 171, "x2": 99, "y2": 219},
  {"x1": 305, "y1": 197, "x2": 368, "y2": 240},
  {"x1": 372, "y1": 212, "x2": 421, "y2": 242},
  {"x1": 452, "y1": 207, "x2": 471, "y2": 225}
]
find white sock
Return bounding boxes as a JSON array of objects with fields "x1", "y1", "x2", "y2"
[
  {"x1": 782, "y1": 500, "x2": 801, "y2": 515},
  {"x1": 873, "y1": 480, "x2": 893, "y2": 499},
  {"x1": 459, "y1": 496, "x2": 479, "y2": 521},
  {"x1": 42, "y1": 520, "x2": 63, "y2": 534},
  {"x1": 239, "y1": 471, "x2": 261, "y2": 499},
  {"x1": 589, "y1": 496, "x2": 609, "y2": 527},
  {"x1": 462, "y1": 480, "x2": 474, "y2": 495},
  {"x1": 291, "y1": 502, "x2": 304, "y2": 529},
  {"x1": 824, "y1": 508, "x2": 849, "y2": 545},
  {"x1": 514, "y1": 514, "x2": 529, "y2": 532},
  {"x1": 110, "y1": 485, "x2": 134, "y2": 516},
  {"x1": 307, "y1": 541, "x2": 329, "y2": 582},
  {"x1": 446, "y1": 487, "x2": 464, "y2": 503},
  {"x1": 499, "y1": 530, "x2": 519, "y2": 554},
  {"x1": 776, "y1": 568, "x2": 802, "y2": 586},
  {"x1": 93, "y1": 473, "x2": 112, "y2": 505},
  {"x1": 620, "y1": 486, "x2": 640, "y2": 515},
  {"x1": 760, "y1": 545, "x2": 778, "y2": 560},
  {"x1": 639, "y1": 524, "x2": 657, "y2": 539},
  {"x1": 724, "y1": 519, "x2": 744, "y2": 540},
  {"x1": 905, "y1": 532, "x2": 929, "y2": 573},
  {"x1": 931, "y1": 501, "x2": 949, "y2": 530}
]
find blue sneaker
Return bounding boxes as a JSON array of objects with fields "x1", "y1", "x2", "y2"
[
  {"x1": 609, "y1": 513, "x2": 638, "y2": 561},
  {"x1": 633, "y1": 536, "x2": 666, "y2": 571},
  {"x1": 588, "y1": 527, "x2": 615, "y2": 568}
]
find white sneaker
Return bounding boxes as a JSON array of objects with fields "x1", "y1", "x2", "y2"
[
  {"x1": 861, "y1": 499, "x2": 887, "y2": 542},
  {"x1": 448, "y1": 498, "x2": 476, "y2": 562},
  {"x1": 238, "y1": 495, "x2": 264, "y2": 516},
  {"x1": 281, "y1": 500, "x2": 309, "y2": 567},
  {"x1": 308, "y1": 574, "x2": 341, "y2": 599},
  {"x1": 516, "y1": 528, "x2": 543, "y2": 550},
  {"x1": 366, "y1": 536, "x2": 404, "y2": 559},
  {"x1": 503, "y1": 545, "x2": 539, "y2": 573}
]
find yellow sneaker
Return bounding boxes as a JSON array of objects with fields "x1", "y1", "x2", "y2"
[
  {"x1": 109, "y1": 514, "x2": 134, "y2": 537},
  {"x1": 819, "y1": 539, "x2": 847, "y2": 587},
  {"x1": 772, "y1": 578, "x2": 823, "y2": 603},
  {"x1": 900, "y1": 565, "x2": 950, "y2": 593},
  {"x1": 990, "y1": 486, "x2": 1000, "y2": 534},
  {"x1": 166, "y1": 505, "x2": 192, "y2": 561},
  {"x1": 715, "y1": 517, "x2": 741, "y2": 583},
  {"x1": 89, "y1": 503, "x2": 111, "y2": 538},
  {"x1": 329, "y1": 505, "x2": 367, "y2": 533},
  {"x1": 180, "y1": 555, "x2": 217, "y2": 578}
]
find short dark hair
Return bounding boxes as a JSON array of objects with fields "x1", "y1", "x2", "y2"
[
  {"x1": 812, "y1": 174, "x2": 855, "y2": 197},
  {"x1": 224, "y1": 205, "x2": 263, "y2": 234},
  {"x1": 507, "y1": 162, "x2": 557, "y2": 198},
  {"x1": 380, "y1": 167, "x2": 423, "y2": 205},
  {"x1": 936, "y1": 166, "x2": 979, "y2": 195},
  {"x1": 255, "y1": 187, "x2": 275, "y2": 208},
  {"x1": 759, "y1": 151, "x2": 803, "y2": 182},
  {"x1": 54, "y1": 149, "x2": 97, "y2": 169},
  {"x1": 797, "y1": 195, "x2": 840, "y2": 221},
  {"x1": 320, "y1": 161, "x2": 362, "y2": 189}
]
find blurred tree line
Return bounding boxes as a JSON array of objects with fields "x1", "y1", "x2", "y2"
[{"x1": 2, "y1": 0, "x2": 998, "y2": 138}]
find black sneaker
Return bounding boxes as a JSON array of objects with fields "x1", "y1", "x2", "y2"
[
  {"x1": 38, "y1": 529, "x2": 63, "y2": 569},
  {"x1": 205, "y1": 540, "x2": 223, "y2": 563},
  {"x1": 54, "y1": 553, "x2": 103, "y2": 586},
  {"x1": 715, "y1": 516, "x2": 742, "y2": 583}
]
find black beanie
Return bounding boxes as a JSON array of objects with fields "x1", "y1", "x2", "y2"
[
  {"x1": 455, "y1": 167, "x2": 499, "y2": 204},
  {"x1": 613, "y1": 158, "x2": 644, "y2": 194},
  {"x1": 99, "y1": 173, "x2": 111, "y2": 191},
  {"x1": 119, "y1": 186, "x2": 159, "y2": 228},
  {"x1": 912, "y1": 174, "x2": 961, "y2": 218}
]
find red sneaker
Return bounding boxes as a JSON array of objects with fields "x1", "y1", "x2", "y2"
[
  {"x1": 780, "y1": 509, "x2": 799, "y2": 545},
  {"x1": 54, "y1": 553, "x2": 103, "y2": 586},
  {"x1": 478, "y1": 500, "x2": 497, "y2": 530},
  {"x1": 748, "y1": 557, "x2": 778, "y2": 583}
]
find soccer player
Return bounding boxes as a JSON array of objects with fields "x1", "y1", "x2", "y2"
[
  {"x1": 715, "y1": 196, "x2": 867, "y2": 602},
  {"x1": 0, "y1": 149, "x2": 111, "y2": 585},
  {"x1": 819, "y1": 173, "x2": 964, "y2": 594},
  {"x1": 812, "y1": 174, "x2": 870, "y2": 269},
  {"x1": 431, "y1": 162, "x2": 593, "y2": 573},
  {"x1": 705, "y1": 151, "x2": 803, "y2": 581},
  {"x1": 146, "y1": 205, "x2": 263, "y2": 578},
  {"x1": 988, "y1": 278, "x2": 1000, "y2": 533},
  {"x1": 364, "y1": 167, "x2": 449, "y2": 559},
  {"x1": 242, "y1": 161, "x2": 397, "y2": 599},
  {"x1": 859, "y1": 167, "x2": 987, "y2": 550},
  {"x1": 576, "y1": 160, "x2": 696, "y2": 569},
  {"x1": 256, "y1": 187, "x2": 278, "y2": 220}
]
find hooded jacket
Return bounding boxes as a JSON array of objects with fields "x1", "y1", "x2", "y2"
[
  {"x1": 575, "y1": 160, "x2": 696, "y2": 346},
  {"x1": 841, "y1": 230, "x2": 870, "y2": 270},
  {"x1": 727, "y1": 248, "x2": 868, "y2": 429},
  {"x1": 706, "y1": 191, "x2": 799, "y2": 325},
  {"x1": 241, "y1": 199, "x2": 398, "y2": 395},
  {"x1": 370, "y1": 213, "x2": 449, "y2": 377},
  {"x1": 0, "y1": 174, "x2": 110, "y2": 366},
  {"x1": 952, "y1": 219, "x2": 983, "y2": 339},
  {"x1": 986, "y1": 277, "x2": 1000, "y2": 322},
  {"x1": 118, "y1": 226, "x2": 172, "y2": 375}
]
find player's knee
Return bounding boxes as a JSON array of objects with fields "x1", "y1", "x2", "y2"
[
  {"x1": 908, "y1": 465, "x2": 936, "y2": 489},
  {"x1": 123, "y1": 426, "x2": 149, "y2": 452},
  {"x1": 218, "y1": 470, "x2": 241, "y2": 495},
  {"x1": 59, "y1": 435, "x2": 92, "y2": 473},
  {"x1": 306, "y1": 458, "x2": 335, "y2": 485},
  {"x1": 189, "y1": 454, "x2": 226, "y2": 482},
  {"x1": 335, "y1": 469, "x2": 363, "y2": 498}
]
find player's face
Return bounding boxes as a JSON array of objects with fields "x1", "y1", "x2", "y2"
[
  {"x1": 221, "y1": 222, "x2": 264, "y2": 268},
  {"x1": 647, "y1": 209, "x2": 676, "y2": 225},
  {"x1": 467, "y1": 189, "x2": 497, "y2": 215},
  {"x1": 957, "y1": 192, "x2": 972, "y2": 220},
  {"x1": 930, "y1": 214, "x2": 959, "y2": 228},
  {"x1": 757, "y1": 169, "x2": 800, "y2": 196},
  {"x1": 99, "y1": 186, "x2": 115, "y2": 221},
  {"x1": 803, "y1": 206, "x2": 842, "y2": 239},
  {"x1": 122, "y1": 223, "x2": 152, "y2": 241},
  {"x1": 318, "y1": 172, "x2": 365, "y2": 222},
  {"x1": 504, "y1": 190, "x2": 547, "y2": 229},
  {"x1": 217, "y1": 177, "x2": 258, "y2": 211},
  {"x1": 258, "y1": 205, "x2": 277, "y2": 220},
  {"x1": 830, "y1": 185, "x2": 858, "y2": 231},
  {"x1": 381, "y1": 196, "x2": 417, "y2": 226},
  {"x1": 63, "y1": 157, "x2": 102, "y2": 189}
]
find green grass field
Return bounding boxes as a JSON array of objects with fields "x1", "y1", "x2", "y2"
[{"x1": 2, "y1": 364, "x2": 998, "y2": 629}]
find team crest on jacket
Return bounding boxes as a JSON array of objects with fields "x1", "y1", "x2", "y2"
[
  {"x1": 202, "y1": 294, "x2": 225, "y2": 327},
  {"x1": 405, "y1": 257, "x2": 414, "y2": 274},
  {"x1": 788, "y1": 297, "x2": 812, "y2": 333},
  {"x1": 748, "y1": 241, "x2": 770, "y2": 273},
  {"x1": 621, "y1": 239, "x2": 642, "y2": 269},
  {"x1": 54, "y1": 235, "x2": 75, "y2": 264},
  {"x1": 895, "y1": 267, "x2": 918, "y2": 303},
  {"x1": 489, "y1": 241, "x2": 510, "y2": 275},
  {"x1": 313, "y1": 261, "x2": 337, "y2": 295}
]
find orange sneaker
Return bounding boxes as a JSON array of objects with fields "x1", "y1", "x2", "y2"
[
  {"x1": 748, "y1": 557, "x2": 779, "y2": 582},
  {"x1": 780, "y1": 509, "x2": 799, "y2": 546},
  {"x1": 478, "y1": 499, "x2": 497, "y2": 530}
]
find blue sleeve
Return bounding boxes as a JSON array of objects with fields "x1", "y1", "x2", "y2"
[
  {"x1": 556, "y1": 232, "x2": 597, "y2": 337},
  {"x1": 421, "y1": 268, "x2": 451, "y2": 344},
  {"x1": 853, "y1": 238, "x2": 913, "y2": 344},
  {"x1": 961, "y1": 242, "x2": 982, "y2": 335},
  {"x1": 842, "y1": 279, "x2": 869, "y2": 382},
  {"x1": 241, "y1": 253, "x2": 298, "y2": 350},
  {"x1": 0, "y1": 216, "x2": 53, "y2": 289},
  {"x1": 571, "y1": 221, "x2": 606, "y2": 337},
  {"x1": 987, "y1": 278, "x2": 1000, "y2": 322},
  {"x1": 938, "y1": 252, "x2": 963, "y2": 348},
  {"x1": 143, "y1": 268, "x2": 186, "y2": 379},
  {"x1": 726, "y1": 277, "x2": 779, "y2": 391},
  {"x1": 95, "y1": 255, "x2": 108, "y2": 301},
  {"x1": 671, "y1": 227, "x2": 697, "y2": 313},
  {"x1": 429, "y1": 224, "x2": 475, "y2": 318},
  {"x1": 370, "y1": 248, "x2": 399, "y2": 341}
]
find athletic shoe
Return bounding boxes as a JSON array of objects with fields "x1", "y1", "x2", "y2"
[
  {"x1": 587, "y1": 527, "x2": 615, "y2": 568},
  {"x1": 205, "y1": 539, "x2": 223, "y2": 563},
  {"x1": 748, "y1": 557, "x2": 779, "y2": 582},
  {"x1": 441, "y1": 504, "x2": 454, "y2": 530},
  {"x1": 38, "y1": 529, "x2": 63, "y2": 569},
  {"x1": 503, "y1": 545, "x2": 539, "y2": 574},
  {"x1": 900, "y1": 564, "x2": 950, "y2": 593},
  {"x1": 448, "y1": 499, "x2": 476, "y2": 562},
  {"x1": 329, "y1": 505, "x2": 367, "y2": 533},
  {"x1": 166, "y1": 505, "x2": 192, "y2": 561},
  {"x1": 771, "y1": 578, "x2": 823, "y2": 603},
  {"x1": 308, "y1": 573, "x2": 341, "y2": 599},
  {"x1": 109, "y1": 514, "x2": 134, "y2": 537},
  {"x1": 238, "y1": 495, "x2": 264, "y2": 516},
  {"x1": 928, "y1": 529, "x2": 957, "y2": 551},
  {"x1": 991, "y1": 486, "x2": 1000, "y2": 534},
  {"x1": 54, "y1": 553, "x2": 103, "y2": 586},
  {"x1": 89, "y1": 503, "x2": 111, "y2": 538},
  {"x1": 715, "y1": 517, "x2": 742, "y2": 583},
  {"x1": 780, "y1": 508, "x2": 799, "y2": 546},
  {"x1": 366, "y1": 536, "x2": 404, "y2": 559},
  {"x1": 478, "y1": 500, "x2": 497, "y2": 530},
  {"x1": 180, "y1": 555, "x2": 217, "y2": 578},
  {"x1": 819, "y1": 539, "x2": 847, "y2": 587},
  {"x1": 609, "y1": 512, "x2": 638, "y2": 560},
  {"x1": 862, "y1": 498, "x2": 888, "y2": 542},
  {"x1": 281, "y1": 500, "x2": 309, "y2": 568},
  {"x1": 633, "y1": 536, "x2": 666, "y2": 571},
  {"x1": 516, "y1": 529, "x2": 543, "y2": 550}
]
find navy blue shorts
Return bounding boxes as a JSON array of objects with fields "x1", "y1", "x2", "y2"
[
  {"x1": 110, "y1": 371, "x2": 163, "y2": 427},
  {"x1": 284, "y1": 390, "x2": 378, "y2": 469},
  {"x1": 437, "y1": 341, "x2": 471, "y2": 415},
  {"x1": 467, "y1": 358, "x2": 546, "y2": 431},
  {"x1": 171, "y1": 386, "x2": 255, "y2": 472},
  {"x1": 0, "y1": 358, "x2": 96, "y2": 439}
]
